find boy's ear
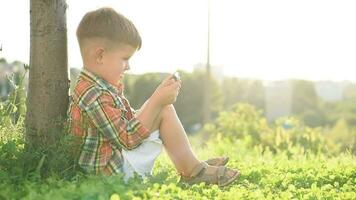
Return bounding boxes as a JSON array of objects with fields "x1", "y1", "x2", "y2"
[{"x1": 95, "y1": 47, "x2": 105, "y2": 64}]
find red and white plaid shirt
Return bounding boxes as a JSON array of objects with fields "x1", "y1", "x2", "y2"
[{"x1": 67, "y1": 68, "x2": 150, "y2": 175}]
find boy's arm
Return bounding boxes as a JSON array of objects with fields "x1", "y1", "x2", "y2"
[{"x1": 84, "y1": 92, "x2": 159, "y2": 150}]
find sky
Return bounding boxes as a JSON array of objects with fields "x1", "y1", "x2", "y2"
[{"x1": 0, "y1": 0, "x2": 355, "y2": 81}]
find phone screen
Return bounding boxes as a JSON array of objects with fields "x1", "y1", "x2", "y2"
[{"x1": 172, "y1": 72, "x2": 180, "y2": 81}]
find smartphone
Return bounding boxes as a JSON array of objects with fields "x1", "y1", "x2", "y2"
[{"x1": 172, "y1": 71, "x2": 180, "y2": 81}]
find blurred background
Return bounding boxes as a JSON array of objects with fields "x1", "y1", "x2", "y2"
[{"x1": 1, "y1": 0, "x2": 356, "y2": 141}]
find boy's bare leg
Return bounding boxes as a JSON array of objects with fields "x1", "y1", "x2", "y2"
[
  {"x1": 136, "y1": 100, "x2": 200, "y2": 176},
  {"x1": 155, "y1": 105, "x2": 201, "y2": 176},
  {"x1": 137, "y1": 100, "x2": 236, "y2": 180}
]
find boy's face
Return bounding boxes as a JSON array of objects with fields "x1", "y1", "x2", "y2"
[{"x1": 97, "y1": 43, "x2": 136, "y2": 86}]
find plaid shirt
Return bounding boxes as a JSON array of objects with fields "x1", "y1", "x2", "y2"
[{"x1": 67, "y1": 68, "x2": 150, "y2": 175}]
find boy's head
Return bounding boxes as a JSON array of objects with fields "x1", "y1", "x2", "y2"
[{"x1": 76, "y1": 7, "x2": 141, "y2": 86}]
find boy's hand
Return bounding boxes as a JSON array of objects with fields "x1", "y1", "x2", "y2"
[{"x1": 151, "y1": 74, "x2": 182, "y2": 107}]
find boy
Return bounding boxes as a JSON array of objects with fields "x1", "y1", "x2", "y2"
[{"x1": 67, "y1": 7, "x2": 240, "y2": 187}]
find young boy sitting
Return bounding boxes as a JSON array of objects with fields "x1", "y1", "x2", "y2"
[{"x1": 67, "y1": 7, "x2": 240, "y2": 187}]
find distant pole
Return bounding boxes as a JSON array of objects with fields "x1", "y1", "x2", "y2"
[{"x1": 203, "y1": 0, "x2": 211, "y2": 124}]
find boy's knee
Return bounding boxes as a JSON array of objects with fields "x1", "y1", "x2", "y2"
[
  {"x1": 161, "y1": 104, "x2": 175, "y2": 117},
  {"x1": 149, "y1": 104, "x2": 176, "y2": 132},
  {"x1": 156, "y1": 105, "x2": 175, "y2": 123}
]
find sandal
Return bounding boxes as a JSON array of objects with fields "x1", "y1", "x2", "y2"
[
  {"x1": 179, "y1": 162, "x2": 240, "y2": 187},
  {"x1": 204, "y1": 156, "x2": 229, "y2": 166}
]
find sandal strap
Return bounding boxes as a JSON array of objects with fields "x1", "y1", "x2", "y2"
[
  {"x1": 205, "y1": 156, "x2": 229, "y2": 166},
  {"x1": 189, "y1": 162, "x2": 208, "y2": 178},
  {"x1": 217, "y1": 166, "x2": 226, "y2": 184}
]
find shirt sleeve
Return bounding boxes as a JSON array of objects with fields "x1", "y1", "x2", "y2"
[
  {"x1": 84, "y1": 92, "x2": 151, "y2": 150},
  {"x1": 130, "y1": 107, "x2": 138, "y2": 116}
]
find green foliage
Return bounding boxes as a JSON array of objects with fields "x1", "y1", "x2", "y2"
[
  {"x1": 173, "y1": 70, "x2": 223, "y2": 128},
  {"x1": 126, "y1": 73, "x2": 162, "y2": 108},
  {"x1": 0, "y1": 74, "x2": 355, "y2": 199},
  {"x1": 343, "y1": 83, "x2": 356, "y2": 101},
  {"x1": 202, "y1": 103, "x2": 354, "y2": 156},
  {"x1": 323, "y1": 101, "x2": 356, "y2": 127},
  {"x1": 291, "y1": 80, "x2": 319, "y2": 115},
  {"x1": 325, "y1": 118, "x2": 356, "y2": 154},
  {"x1": 212, "y1": 103, "x2": 270, "y2": 145},
  {"x1": 0, "y1": 69, "x2": 27, "y2": 126},
  {"x1": 286, "y1": 80, "x2": 356, "y2": 129},
  {"x1": 222, "y1": 78, "x2": 265, "y2": 110},
  {"x1": 0, "y1": 127, "x2": 355, "y2": 199},
  {"x1": 1, "y1": 69, "x2": 79, "y2": 182},
  {"x1": 65, "y1": 68, "x2": 356, "y2": 132}
]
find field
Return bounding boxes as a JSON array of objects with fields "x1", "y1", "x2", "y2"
[{"x1": 0, "y1": 104, "x2": 355, "y2": 200}]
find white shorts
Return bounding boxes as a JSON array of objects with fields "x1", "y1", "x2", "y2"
[{"x1": 121, "y1": 130, "x2": 163, "y2": 182}]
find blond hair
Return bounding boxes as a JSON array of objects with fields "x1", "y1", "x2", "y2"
[{"x1": 76, "y1": 7, "x2": 142, "y2": 52}]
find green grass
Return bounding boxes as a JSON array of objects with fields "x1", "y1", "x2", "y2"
[
  {"x1": 0, "y1": 101, "x2": 355, "y2": 199},
  {"x1": 0, "y1": 132, "x2": 355, "y2": 200}
]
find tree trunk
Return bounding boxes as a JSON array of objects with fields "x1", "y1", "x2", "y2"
[{"x1": 25, "y1": 0, "x2": 69, "y2": 149}]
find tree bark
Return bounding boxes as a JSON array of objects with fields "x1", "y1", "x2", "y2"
[{"x1": 26, "y1": 0, "x2": 69, "y2": 148}]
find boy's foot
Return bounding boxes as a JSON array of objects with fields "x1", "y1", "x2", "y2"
[
  {"x1": 204, "y1": 156, "x2": 229, "y2": 166},
  {"x1": 179, "y1": 162, "x2": 240, "y2": 187}
]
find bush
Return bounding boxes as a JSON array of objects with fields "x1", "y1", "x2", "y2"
[{"x1": 202, "y1": 103, "x2": 352, "y2": 156}]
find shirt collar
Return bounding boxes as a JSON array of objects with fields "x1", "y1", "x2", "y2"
[{"x1": 79, "y1": 68, "x2": 124, "y2": 95}]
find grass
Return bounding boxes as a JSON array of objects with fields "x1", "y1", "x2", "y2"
[{"x1": 0, "y1": 129, "x2": 355, "y2": 200}]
